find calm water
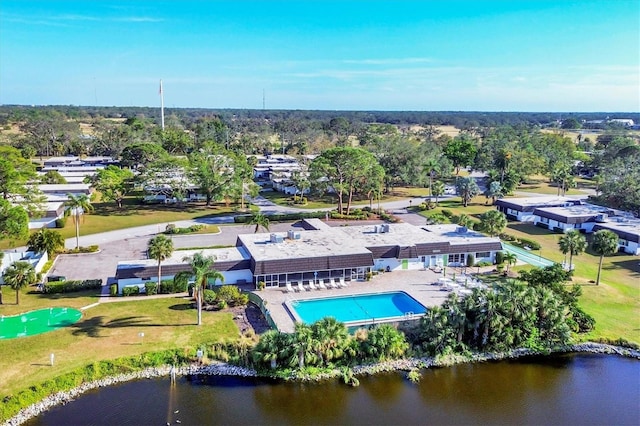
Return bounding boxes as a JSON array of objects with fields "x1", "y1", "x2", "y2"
[
  {"x1": 28, "y1": 354, "x2": 640, "y2": 426},
  {"x1": 293, "y1": 291, "x2": 427, "y2": 324}
]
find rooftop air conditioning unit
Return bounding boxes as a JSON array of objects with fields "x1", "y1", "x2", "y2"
[
  {"x1": 456, "y1": 226, "x2": 468, "y2": 233},
  {"x1": 373, "y1": 225, "x2": 379, "y2": 233},
  {"x1": 270, "y1": 233, "x2": 283, "y2": 243}
]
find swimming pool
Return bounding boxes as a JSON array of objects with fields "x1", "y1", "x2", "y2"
[
  {"x1": 290, "y1": 291, "x2": 427, "y2": 326},
  {"x1": 0, "y1": 307, "x2": 82, "y2": 339}
]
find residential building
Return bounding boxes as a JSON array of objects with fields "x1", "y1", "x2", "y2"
[{"x1": 114, "y1": 219, "x2": 502, "y2": 293}]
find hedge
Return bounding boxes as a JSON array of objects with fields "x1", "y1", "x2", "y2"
[
  {"x1": 122, "y1": 286, "x2": 140, "y2": 297},
  {"x1": 43, "y1": 279, "x2": 103, "y2": 294},
  {"x1": 164, "y1": 224, "x2": 206, "y2": 234},
  {"x1": 234, "y1": 211, "x2": 326, "y2": 224}
]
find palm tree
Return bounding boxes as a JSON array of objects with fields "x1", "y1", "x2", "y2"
[
  {"x1": 364, "y1": 324, "x2": 408, "y2": 361},
  {"x1": 312, "y1": 317, "x2": 349, "y2": 365},
  {"x1": 147, "y1": 234, "x2": 174, "y2": 290},
  {"x1": 457, "y1": 214, "x2": 474, "y2": 229},
  {"x1": 503, "y1": 252, "x2": 518, "y2": 274},
  {"x1": 431, "y1": 181, "x2": 445, "y2": 206},
  {"x1": 290, "y1": 322, "x2": 318, "y2": 368},
  {"x1": 558, "y1": 230, "x2": 587, "y2": 271},
  {"x1": 174, "y1": 252, "x2": 223, "y2": 325},
  {"x1": 27, "y1": 228, "x2": 65, "y2": 258},
  {"x1": 479, "y1": 210, "x2": 507, "y2": 236},
  {"x1": 423, "y1": 158, "x2": 440, "y2": 197},
  {"x1": 249, "y1": 213, "x2": 270, "y2": 233},
  {"x1": 65, "y1": 193, "x2": 93, "y2": 249},
  {"x1": 253, "y1": 330, "x2": 291, "y2": 369},
  {"x1": 591, "y1": 230, "x2": 619, "y2": 286},
  {"x1": 0, "y1": 251, "x2": 4, "y2": 304},
  {"x1": 2, "y1": 261, "x2": 36, "y2": 304}
]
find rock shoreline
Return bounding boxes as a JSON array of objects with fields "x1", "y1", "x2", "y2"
[{"x1": 5, "y1": 342, "x2": 638, "y2": 426}]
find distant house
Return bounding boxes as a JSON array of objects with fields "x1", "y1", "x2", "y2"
[
  {"x1": 495, "y1": 197, "x2": 581, "y2": 222},
  {"x1": 532, "y1": 204, "x2": 614, "y2": 233},
  {"x1": 592, "y1": 217, "x2": 640, "y2": 255},
  {"x1": 0, "y1": 251, "x2": 49, "y2": 284}
]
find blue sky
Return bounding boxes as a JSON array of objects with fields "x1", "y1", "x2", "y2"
[{"x1": 1, "y1": 0, "x2": 638, "y2": 111}]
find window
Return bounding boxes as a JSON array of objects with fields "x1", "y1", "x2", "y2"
[
  {"x1": 475, "y1": 252, "x2": 490, "y2": 259},
  {"x1": 507, "y1": 208, "x2": 518, "y2": 216},
  {"x1": 448, "y1": 253, "x2": 465, "y2": 264},
  {"x1": 619, "y1": 239, "x2": 628, "y2": 247},
  {"x1": 540, "y1": 217, "x2": 549, "y2": 224}
]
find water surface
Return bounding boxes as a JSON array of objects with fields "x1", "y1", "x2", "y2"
[{"x1": 28, "y1": 354, "x2": 640, "y2": 425}]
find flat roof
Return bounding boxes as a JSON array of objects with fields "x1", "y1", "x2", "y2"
[
  {"x1": 593, "y1": 217, "x2": 640, "y2": 242},
  {"x1": 495, "y1": 196, "x2": 577, "y2": 209},
  {"x1": 534, "y1": 203, "x2": 610, "y2": 219},
  {"x1": 238, "y1": 228, "x2": 373, "y2": 262},
  {"x1": 239, "y1": 223, "x2": 500, "y2": 262},
  {"x1": 117, "y1": 246, "x2": 249, "y2": 270}
]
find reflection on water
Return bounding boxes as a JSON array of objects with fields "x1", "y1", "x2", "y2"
[{"x1": 27, "y1": 354, "x2": 640, "y2": 426}]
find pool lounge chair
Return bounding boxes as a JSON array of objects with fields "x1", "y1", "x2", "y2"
[
  {"x1": 286, "y1": 282, "x2": 294, "y2": 293},
  {"x1": 317, "y1": 280, "x2": 327, "y2": 290},
  {"x1": 340, "y1": 278, "x2": 347, "y2": 287},
  {"x1": 298, "y1": 281, "x2": 307, "y2": 292},
  {"x1": 306, "y1": 280, "x2": 316, "y2": 290},
  {"x1": 334, "y1": 278, "x2": 343, "y2": 288},
  {"x1": 326, "y1": 278, "x2": 337, "y2": 289}
]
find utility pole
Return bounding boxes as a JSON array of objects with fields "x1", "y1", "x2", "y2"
[{"x1": 159, "y1": 79, "x2": 165, "y2": 131}]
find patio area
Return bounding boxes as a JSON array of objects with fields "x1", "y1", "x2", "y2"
[{"x1": 252, "y1": 268, "x2": 479, "y2": 332}]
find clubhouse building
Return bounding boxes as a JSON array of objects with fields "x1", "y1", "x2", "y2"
[{"x1": 114, "y1": 219, "x2": 503, "y2": 293}]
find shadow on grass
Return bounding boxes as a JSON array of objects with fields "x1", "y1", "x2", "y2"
[
  {"x1": 608, "y1": 259, "x2": 640, "y2": 276},
  {"x1": 169, "y1": 303, "x2": 193, "y2": 311},
  {"x1": 507, "y1": 223, "x2": 555, "y2": 236},
  {"x1": 71, "y1": 315, "x2": 154, "y2": 337},
  {"x1": 32, "y1": 289, "x2": 101, "y2": 300}
]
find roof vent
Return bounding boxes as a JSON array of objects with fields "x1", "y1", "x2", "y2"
[{"x1": 270, "y1": 233, "x2": 283, "y2": 243}]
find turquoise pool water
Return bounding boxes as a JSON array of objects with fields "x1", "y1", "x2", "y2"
[
  {"x1": 291, "y1": 291, "x2": 427, "y2": 325},
  {"x1": 0, "y1": 307, "x2": 82, "y2": 339}
]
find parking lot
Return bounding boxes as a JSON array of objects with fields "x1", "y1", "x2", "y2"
[{"x1": 47, "y1": 222, "x2": 317, "y2": 292}]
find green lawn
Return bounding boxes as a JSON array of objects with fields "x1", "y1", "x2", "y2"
[
  {"x1": 0, "y1": 197, "x2": 240, "y2": 250},
  {"x1": 0, "y1": 292, "x2": 238, "y2": 398}
]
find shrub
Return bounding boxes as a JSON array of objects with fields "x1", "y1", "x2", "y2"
[
  {"x1": 42, "y1": 279, "x2": 103, "y2": 294},
  {"x1": 144, "y1": 282, "x2": 158, "y2": 295},
  {"x1": 165, "y1": 224, "x2": 177, "y2": 234},
  {"x1": 109, "y1": 284, "x2": 118, "y2": 296},
  {"x1": 495, "y1": 251, "x2": 505, "y2": 265},
  {"x1": 55, "y1": 217, "x2": 67, "y2": 228},
  {"x1": 203, "y1": 289, "x2": 217, "y2": 305},
  {"x1": 515, "y1": 237, "x2": 541, "y2": 250},
  {"x1": 498, "y1": 233, "x2": 517, "y2": 242},
  {"x1": 466, "y1": 254, "x2": 475, "y2": 268},
  {"x1": 475, "y1": 261, "x2": 492, "y2": 267},
  {"x1": 216, "y1": 285, "x2": 248, "y2": 307},
  {"x1": 441, "y1": 209, "x2": 454, "y2": 219},
  {"x1": 234, "y1": 211, "x2": 326, "y2": 224},
  {"x1": 122, "y1": 286, "x2": 140, "y2": 297}
]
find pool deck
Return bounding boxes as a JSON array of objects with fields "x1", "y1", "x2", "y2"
[{"x1": 256, "y1": 269, "x2": 453, "y2": 333}]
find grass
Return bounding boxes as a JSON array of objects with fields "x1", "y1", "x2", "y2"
[
  {"x1": 0, "y1": 196, "x2": 240, "y2": 250},
  {"x1": 0, "y1": 291, "x2": 238, "y2": 398}
]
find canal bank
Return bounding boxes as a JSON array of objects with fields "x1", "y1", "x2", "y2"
[{"x1": 6, "y1": 342, "x2": 639, "y2": 426}]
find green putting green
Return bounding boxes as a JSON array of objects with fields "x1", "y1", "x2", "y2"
[{"x1": 0, "y1": 307, "x2": 82, "y2": 339}]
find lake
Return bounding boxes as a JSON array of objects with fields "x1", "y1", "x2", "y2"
[{"x1": 26, "y1": 354, "x2": 640, "y2": 425}]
